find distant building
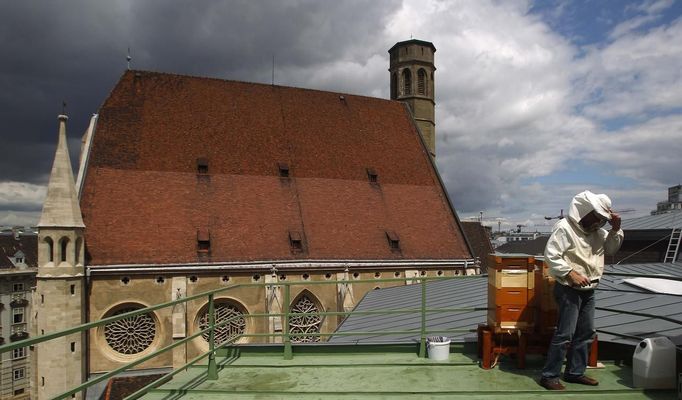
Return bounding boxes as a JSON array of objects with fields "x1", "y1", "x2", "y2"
[
  {"x1": 495, "y1": 236, "x2": 549, "y2": 256},
  {"x1": 492, "y1": 231, "x2": 546, "y2": 247},
  {"x1": 651, "y1": 184, "x2": 682, "y2": 215},
  {"x1": 0, "y1": 231, "x2": 37, "y2": 400}
]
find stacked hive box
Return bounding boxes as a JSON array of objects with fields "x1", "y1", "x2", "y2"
[
  {"x1": 487, "y1": 255, "x2": 536, "y2": 332},
  {"x1": 535, "y1": 258, "x2": 558, "y2": 334}
]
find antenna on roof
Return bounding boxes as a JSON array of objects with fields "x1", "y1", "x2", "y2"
[
  {"x1": 272, "y1": 55, "x2": 275, "y2": 85},
  {"x1": 61, "y1": 100, "x2": 67, "y2": 115},
  {"x1": 126, "y1": 47, "x2": 132, "y2": 70}
]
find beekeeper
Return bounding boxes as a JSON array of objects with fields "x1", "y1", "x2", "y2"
[{"x1": 539, "y1": 190, "x2": 623, "y2": 390}]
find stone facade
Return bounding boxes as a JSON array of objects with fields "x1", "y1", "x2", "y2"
[
  {"x1": 87, "y1": 265, "x2": 475, "y2": 372},
  {"x1": 0, "y1": 272, "x2": 34, "y2": 400}
]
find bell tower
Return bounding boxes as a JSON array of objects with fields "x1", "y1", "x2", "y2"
[
  {"x1": 35, "y1": 114, "x2": 86, "y2": 399},
  {"x1": 389, "y1": 40, "x2": 436, "y2": 158}
]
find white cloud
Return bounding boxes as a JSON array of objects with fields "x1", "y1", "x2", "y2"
[
  {"x1": 585, "y1": 115, "x2": 682, "y2": 184},
  {"x1": 0, "y1": 181, "x2": 46, "y2": 209},
  {"x1": 580, "y1": 17, "x2": 682, "y2": 120},
  {"x1": 0, "y1": 181, "x2": 46, "y2": 226},
  {"x1": 0, "y1": 211, "x2": 41, "y2": 227},
  {"x1": 379, "y1": 0, "x2": 591, "y2": 217}
]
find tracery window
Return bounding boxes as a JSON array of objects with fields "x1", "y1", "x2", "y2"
[
  {"x1": 417, "y1": 68, "x2": 427, "y2": 95},
  {"x1": 104, "y1": 306, "x2": 156, "y2": 355},
  {"x1": 402, "y1": 69, "x2": 412, "y2": 95},
  {"x1": 289, "y1": 292, "x2": 322, "y2": 343},
  {"x1": 197, "y1": 300, "x2": 247, "y2": 346}
]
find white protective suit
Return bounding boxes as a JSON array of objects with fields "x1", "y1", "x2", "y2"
[{"x1": 544, "y1": 191, "x2": 624, "y2": 290}]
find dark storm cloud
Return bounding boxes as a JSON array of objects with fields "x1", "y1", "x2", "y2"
[{"x1": 0, "y1": 0, "x2": 396, "y2": 186}]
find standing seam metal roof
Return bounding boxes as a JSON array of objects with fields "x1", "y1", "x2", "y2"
[{"x1": 331, "y1": 262, "x2": 682, "y2": 346}]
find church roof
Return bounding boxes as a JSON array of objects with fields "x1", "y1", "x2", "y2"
[{"x1": 80, "y1": 70, "x2": 471, "y2": 266}]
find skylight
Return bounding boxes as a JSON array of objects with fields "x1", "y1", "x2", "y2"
[{"x1": 623, "y1": 276, "x2": 682, "y2": 295}]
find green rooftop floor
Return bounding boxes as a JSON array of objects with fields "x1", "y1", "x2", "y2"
[{"x1": 140, "y1": 345, "x2": 676, "y2": 399}]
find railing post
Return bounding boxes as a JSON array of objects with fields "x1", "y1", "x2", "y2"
[
  {"x1": 207, "y1": 293, "x2": 218, "y2": 380},
  {"x1": 283, "y1": 284, "x2": 293, "y2": 360},
  {"x1": 419, "y1": 277, "x2": 427, "y2": 358}
]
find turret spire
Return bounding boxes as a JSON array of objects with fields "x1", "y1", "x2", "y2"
[{"x1": 38, "y1": 114, "x2": 85, "y2": 228}]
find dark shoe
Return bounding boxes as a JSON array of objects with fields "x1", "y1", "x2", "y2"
[
  {"x1": 563, "y1": 375, "x2": 599, "y2": 386},
  {"x1": 539, "y1": 378, "x2": 566, "y2": 390}
]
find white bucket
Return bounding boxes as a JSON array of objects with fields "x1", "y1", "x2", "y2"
[
  {"x1": 633, "y1": 337, "x2": 676, "y2": 389},
  {"x1": 427, "y1": 336, "x2": 451, "y2": 361}
]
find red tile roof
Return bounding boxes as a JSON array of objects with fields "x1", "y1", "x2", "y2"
[
  {"x1": 460, "y1": 222, "x2": 494, "y2": 272},
  {"x1": 80, "y1": 71, "x2": 471, "y2": 265}
]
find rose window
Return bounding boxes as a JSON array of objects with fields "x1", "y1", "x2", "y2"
[
  {"x1": 104, "y1": 307, "x2": 156, "y2": 355},
  {"x1": 198, "y1": 301, "x2": 246, "y2": 345},
  {"x1": 289, "y1": 294, "x2": 322, "y2": 343}
]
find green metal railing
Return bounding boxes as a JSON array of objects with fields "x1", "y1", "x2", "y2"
[
  {"x1": 4, "y1": 270, "x2": 677, "y2": 399},
  {"x1": 0, "y1": 275, "x2": 485, "y2": 400}
]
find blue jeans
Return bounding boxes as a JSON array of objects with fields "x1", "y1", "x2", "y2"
[{"x1": 541, "y1": 283, "x2": 595, "y2": 381}]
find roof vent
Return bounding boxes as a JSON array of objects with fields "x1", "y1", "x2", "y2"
[
  {"x1": 197, "y1": 229, "x2": 210, "y2": 254},
  {"x1": 278, "y1": 162, "x2": 290, "y2": 178},
  {"x1": 385, "y1": 231, "x2": 400, "y2": 251},
  {"x1": 289, "y1": 230, "x2": 303, "y2": 252},
  {"x1": 367, "y1": 168, "x2": 378, "y2": 184},
  {"x1": 197, "y1": 157, "x2": 209, "y2": 175}
]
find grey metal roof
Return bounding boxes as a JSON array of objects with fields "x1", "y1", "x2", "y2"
[
  {"x1": 621, "y1": 211, "x2": 682, "y2": 230},
  {"x1": 331, "y1": 262, "x2": 682, "y2": 346}
]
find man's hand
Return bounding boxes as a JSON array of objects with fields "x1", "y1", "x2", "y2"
[
  {"x1": 567, "y1": 270, "x2": 591, "y2": 287},
  {"x1": 609, "y1": 212, "x2": 621, "y2": 231}
]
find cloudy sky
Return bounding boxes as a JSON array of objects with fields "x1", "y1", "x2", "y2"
[{"x1": 1, "y1": 0, "x2": 681, "y2": 232}]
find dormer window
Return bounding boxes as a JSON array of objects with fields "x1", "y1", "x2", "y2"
[
  {"x1": 385, "y1": 231, "x2": 400, "y2": 251},
  {"x1": 196, "y1": 158, "x2": 209, "y2": 175},
  {"x1": 197, "y1": 229, "x2": 210, "y2": 253},
  {"x1": 366, "y1": 168, "x2": 378, "y2": 184},
  {"x1": 289, "y1": 230, "x2": 303, "y2": 252},
  {"x1": 278, "y1": 162, "x2": 290, "y2": 178}
]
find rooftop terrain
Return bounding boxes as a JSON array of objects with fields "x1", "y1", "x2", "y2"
[{"x1": 137, "y1": 344, "x2": 677, "y2": 399}]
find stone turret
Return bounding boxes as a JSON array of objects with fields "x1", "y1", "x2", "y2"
[
  {"x1": 389, "y1": 40, "x2": 437, "y2": 158},
  {"x1": 35, "y1": 114, "x2": 86, "y2": 400}
]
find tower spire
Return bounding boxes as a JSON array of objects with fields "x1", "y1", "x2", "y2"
[{"x1": 38, "y1": 113, "x2": 84, "y2": 228}]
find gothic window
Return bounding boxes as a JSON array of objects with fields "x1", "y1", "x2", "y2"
[
  {"x1": 289, "y1": 291, "x2": 322, "y2": 343},
  {"x1": 390, "y1": 72, "x2": 398, "y2": 99},
  {"x1": 417, "y1": 69, "x2": 427, "y2": 95},
  {"x1": 44, "y1": 237, "x2": 54, "y2": 263},
  {"x1": 59, "y1": 237, "x2": 69, "y2": 262},
  {"x1": 402, "y1": 69, "x2": 412, "y2": 95},
  {"x1": 197, "y1": 299, "x2": 247, "y2": 346},
  {"x1": 104, "y1": 305, "x2": 157, "y2": 355}
]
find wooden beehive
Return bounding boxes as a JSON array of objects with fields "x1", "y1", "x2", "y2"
[
  {"x1": 487, "y1": 255, "x2": 536, "y2": 332},
  {"x1": 534, "y1": 258, "x2": 558, "y2": 333}
]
